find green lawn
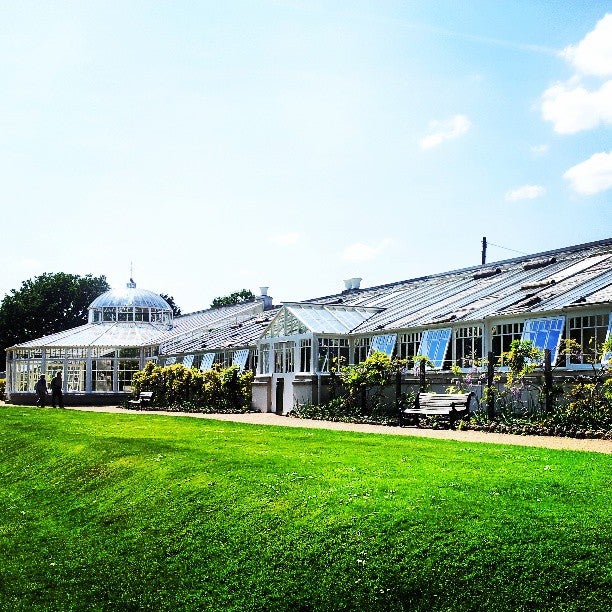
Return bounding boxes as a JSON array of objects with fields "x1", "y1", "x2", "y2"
[{"x1": 1, "y1": 406, "x2": 611, "y2": 611}]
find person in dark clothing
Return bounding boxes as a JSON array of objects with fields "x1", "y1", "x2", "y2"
[
  {"x1": 51, "y1": 372, "x2": 64, "y2": 408},
  {"x1": 35, "y1": 375, "x2": 48, "y2": 407}
]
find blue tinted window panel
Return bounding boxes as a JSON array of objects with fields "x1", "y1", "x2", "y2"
[
  {"x1": 232, "y1": 349, "x2": 249, "y2": 372},
  {"x1": 418, "y1": 328, "x2": 451, "y2": 369},
  {"x1": 369, "y1": 334, "x2": 397, "y2": 357},
  {"x1": 165, "y1": 357, "x2": 176, "y2": 365},
  {"x1": 182, "y1": 354, "x2": 194, "y2": 368},
  {"x1": 521, "y1": 317, "x2": 565, "y2": 362},
  {"x1": 200, "y1": 353, "x2": 215, "y2": 371}
]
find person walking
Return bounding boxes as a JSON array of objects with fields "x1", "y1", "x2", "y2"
[
  {"x1": 51, "y1": 371, "x2": 64, "y2": 409},
  {"x1": 35, "y1": 374, "x2": 48, "y2": 407}
]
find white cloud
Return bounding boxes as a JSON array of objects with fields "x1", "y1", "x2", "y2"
[
  {"x1": 564, "y1": 151, "x2": 612, "y2": 195},
  {"x1": 541, "y1": 79, "x2": 612, "y2": 134},
  {"x1": 342, "y1": 239, "x2": 392, "y2": 263},
  {"x1": 505, "y1": 185, "x2": 546, "y2": 202},
  {"x1": 560, "y1": 13, "x2": 612, "y2": 77},
  {"x1": 541, "y1": 14, "x2": 612, "y2": 134},
  {"x1": 530, "y1": 144, "x2": 549, "y2": 156},
  {"x1": 269, "y1": 232, "x2": 300, "y2": 246},
  {"x1": 419, "y1": 115, "x2": 471, "y2": 149}
]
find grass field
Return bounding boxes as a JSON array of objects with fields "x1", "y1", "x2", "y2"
[{"x1": 1, "y1": 406, "x2": 611, "y2": 611}]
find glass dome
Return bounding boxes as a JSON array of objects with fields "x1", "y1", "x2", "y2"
[{"x1": 88, "y1": 280, "x2": 173, "y2": 327}]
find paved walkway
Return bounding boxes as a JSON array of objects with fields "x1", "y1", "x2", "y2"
[{"x1": 53, "y1": 404, "x2": 612, "y2": 455}]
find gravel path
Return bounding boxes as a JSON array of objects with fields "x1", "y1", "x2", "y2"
[{"x1": 54, "y1": 404, "x2": 612, "y2": 455}]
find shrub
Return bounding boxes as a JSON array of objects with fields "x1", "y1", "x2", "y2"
[
  {"x1": 292, "y1": 352, "x2": 410, "y2": 424},
  {"x1": 551, "y1": 376, "x2": 612, "y2": 430},
  {"x1": 0, "y1": 378, "x2": 5, "y2": 398},
  {"x1": 131, "y1": 362, "x2": 253, "y2": 413}
]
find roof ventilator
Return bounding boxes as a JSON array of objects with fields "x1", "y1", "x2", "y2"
[
  {"x1": 258, "y1": 287, "x2": 274, "y2": 310},
  {"x1": 431, "y1": 314, "x2": 457, "y2": 324},
  {"x1": 521, "y1": 295, "x2": 542, "y2": 308},
  {"x1": 343, "y1": 277, "x2": 362, "y2": 292},
  {"x1": 520, "y1": 279, "x2": 556, "y2": 291},
  {"x1": 523, "y1": 257, "x2": 557, "y2": 271},
  {"x1": 473, "y1": 267, "x2": 501, "y2": 280}
]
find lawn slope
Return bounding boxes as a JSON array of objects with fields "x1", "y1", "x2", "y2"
[{"x1": 1, "y1": 406, "x2": 611, "y2": 611}]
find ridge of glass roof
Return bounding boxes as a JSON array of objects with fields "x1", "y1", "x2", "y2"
[{"x1": 283, "y1": 303, "x2": 381, "y2": 334}]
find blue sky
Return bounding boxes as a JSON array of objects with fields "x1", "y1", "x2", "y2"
[{"x1": 2, "y1": 1, "x2": 611, "y2": 313}]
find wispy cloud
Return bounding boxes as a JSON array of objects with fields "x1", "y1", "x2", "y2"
[
  {"x1": 564, "y1": 152, "x2": 612, "y2": 195},
  {"x1": 530, "y1": 144, "x2": 549, "y2": 156},
  {"x1": 269, "y1": 232, "x2": 300, "y2": 246},
  {"x1": 342, "y1": 239, "x2": 392, "y2": 263},
  {"x1": 419, "y1": 115, "x2": 471, "y2": 149},
  {"x1": 505, "y1": 185, "x2": 546, "y2": 202},
  {"x1": 541, "y1": 14, "x2": 612, "y2": 134}
]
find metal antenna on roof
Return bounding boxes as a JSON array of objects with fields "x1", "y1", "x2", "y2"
[
  {"x1": 481, "y1": 237, "x2": 487, "y2": 265},
  {"x1": 127, "y1": 261, "x2": 136, "y2": 288}
]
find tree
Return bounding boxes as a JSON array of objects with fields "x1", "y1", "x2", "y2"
[
  {"x1": 0, "y1": 273, "x2": 110, "y2": 369},
  {"x1": 159, "y1": 293, "x2": 182, "y2": 317},
  {"x1": 210, "y1": 289, "x2": 255, "y2": 309}
]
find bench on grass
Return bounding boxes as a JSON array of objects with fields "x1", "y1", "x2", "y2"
[
  {"x1": 128, "y1": 391, "x2": 154, "y2": 408},
  {"x1": 400, "y1": 392, "x2": 475, "y2": 429}
]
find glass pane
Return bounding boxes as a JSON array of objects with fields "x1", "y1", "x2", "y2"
[
  {"x1": 521, "y1": 317, "x2": 566, "y2": 362},
  {"x1": 92, "y1": 359, "x2": 114, "y2": 392},
  {"x1": 118, "y1": 359, "x2": 139, "y2": 392},
  {"x1": 45, "y1": 361, "x2": 64, "y2": 382},
  {"x1": 418, "y1": 328, "x2": 452, "y2": 369},
  {"x1": 232, "y1": 349, "x2": 249, "y2": 372},
  {"x1": 200, "y1": 353, "x2": 215, "y2": 371},
  {"x1": 369, "y1": 334, "x2": 397, "y2": 357},
  {"x1": 66, "y1": 361, "x2": 86, "y2": 392}
]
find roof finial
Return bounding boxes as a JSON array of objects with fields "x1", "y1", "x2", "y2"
[{"x1": 127, "y1": 261, "x2": 136, "y2": 288}]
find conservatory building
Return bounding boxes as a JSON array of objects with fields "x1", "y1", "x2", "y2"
[
  {"x1": 6, "y1": 281, "x2": 172, "y2": 404},
  {"x1": 156, "y1": 239, "x2": 612, "y2": 414},
  {"x1": 5, "y1": 280, "x2": 268, "y2": 405},
  {"x1": 5, "y1": 238, "x2": 612, "y2": 409}
]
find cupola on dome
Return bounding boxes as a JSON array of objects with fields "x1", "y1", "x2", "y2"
[{"x1": 88, "y1": 280, "x2": 173, "y2": 327}]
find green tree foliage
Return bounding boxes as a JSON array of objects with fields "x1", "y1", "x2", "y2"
[
  {"x1": 210, "y1": 289, "x2": 255, "y2": 309},
  {"x1": 159, "y1": 293, "x2": 182, "y2": 317},
  {"x1": 0, "y1": 273, "x2": 110, "y2": 369}
]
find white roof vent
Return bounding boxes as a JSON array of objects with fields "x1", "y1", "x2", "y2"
[{"x1": 343, "y1": 277, "x2": 362, "y2": 290}]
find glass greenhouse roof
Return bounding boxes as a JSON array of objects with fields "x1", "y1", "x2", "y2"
[
  {"x1": 268, "y1": 303, "x2": 380, "y2": 336},
  {"x1": 12, "y1": 322, "x2": 166, "y2": 349},
  {"x1": 89, "y1": 283, "x2": 171, "y2": 310}
]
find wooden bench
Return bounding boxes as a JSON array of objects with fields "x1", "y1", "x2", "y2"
[
  {"x1": 128, "y1": 391, "x2": 154, "y2": 408},
  {"x1": 400, "y1": 392, "x2": 475, "y2": 429}
]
